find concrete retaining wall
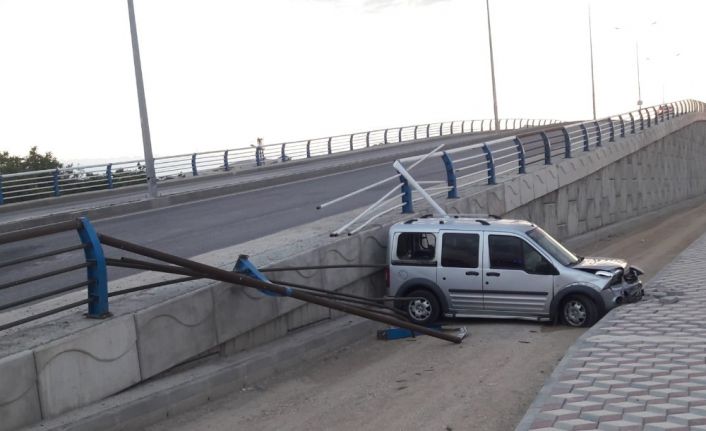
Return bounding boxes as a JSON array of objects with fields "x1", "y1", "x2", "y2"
[{"x1": 1, "y1": 113, "x2": 705, "y2": 430}]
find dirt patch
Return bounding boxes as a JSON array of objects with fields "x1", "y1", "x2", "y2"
[{"x1": 147, "y1": 198, "x2": 706, "y2": 431}]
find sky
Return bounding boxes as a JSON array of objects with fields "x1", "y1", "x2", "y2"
[{"x1": 0, "y1": 0, "x2": 703, "y2": 165}]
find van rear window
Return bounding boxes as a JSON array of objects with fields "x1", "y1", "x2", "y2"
[{"x1": 396, "y1": 232, "x2": 436, "y2": 261}]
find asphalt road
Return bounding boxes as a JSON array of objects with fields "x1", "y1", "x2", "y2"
[{"x1": 0, "y1": 128, "x2": 561, "y2": 307}]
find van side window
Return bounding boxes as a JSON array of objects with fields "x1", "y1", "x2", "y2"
[
  {"x1": 489, "y1": 234, "x2": 552, "y2": 273},
  {"x1": 488, "y1": 235, "x2": 523, "y2": 269},
  {"x1": 441, "y1": 233, "x2": 479, "y2": 268},
  {"x1": 396, "y1": 232, "x2": 436, "y2": 261}
]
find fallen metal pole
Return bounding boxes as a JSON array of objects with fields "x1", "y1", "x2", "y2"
[{"x1": 99, "y1": 234, "x2": 463, "y2": 343}]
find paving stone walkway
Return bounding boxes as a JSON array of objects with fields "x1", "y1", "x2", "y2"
[{"x1": 516, "y1": 232, "x2": 706, "y2": 431}]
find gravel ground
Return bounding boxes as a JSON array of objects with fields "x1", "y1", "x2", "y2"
[{"x1": 146, "y1": 198, "x2": 706, "y2": 431}]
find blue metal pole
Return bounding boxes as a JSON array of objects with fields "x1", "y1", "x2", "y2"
[
  {"x1": 540, "y1": 131, "x2": 551, "y2": 165},
  {"x1": 52, "y1": 169, "x2": 60, "y2": 196},
  {"x1": 191, "y1": 153, "x2": 198, "y2": 175},
  {"x1": 106, "y1": 164, "x2": 113, "y2": 189},
  {"x1": 514, "y1": 137, "x2": 526, "y2": 174},
  {"x1": 441, "y1": 152, "x2": 458, "y2": 199},
  {"x1": 400, "y1": 176, "x2": 413, "y2": 213},
  {"x1": 580, "y1": 124, "x2": 589, "y2": 151},
  {"x1": 77, "y1": 217, "x2": 109, "y2": 318},
  {"x1": 562, "y1": 127, "x2": 572, "y2": 158},
  {"x1": 482, "y1": 143, "x2": 496, "y2": 185}
]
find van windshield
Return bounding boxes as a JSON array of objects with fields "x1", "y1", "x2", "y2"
[{"x1": 526, "y1": 227, "x2": 579, "y2": 266}]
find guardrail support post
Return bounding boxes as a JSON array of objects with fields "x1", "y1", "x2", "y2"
[
  {"x1": 619, "y1": 116, "x2": 626, "y2": 138},
  {"x1": 306, "y1": 140, "x2": 312, "y2": 157},
  {"x1": 191, "y1": 153, "x2": 199, "y2": 174},
  {"x1": 639, "y1": 110, "x2": 645, "y2": 130},
  {"x1": 414, "y1": 125, "x2": 418, "y2": 140},
  {"x1": 441, "y1": 152, "x2": 458, "y2": 199},
  {"x1": 426, "y1": 124, "x2": 430, "y2": 138},
  {"x1": 400, "y1": 176, "x2": 413, "y2": 214},
  {"x1": 0, "y1": 176, "x2": 4, "y2": 204},
  {"x1": 384, "y1": 129, "x2": 388, "y2": 144},
  {"x1": 482, "y1": 143, "x2": 496, "y2": 185},
  {"x1": 280, "y1": 144, "x2": 287, "y2": 162},
  {"x1": 608, "y1": 120, "x2": 615, "y2": 142},
  {"x1": 562, "y1": 127, "x2": 571, "y2": 158},
  {"x1": 653, "y1": 106, "x2": 660, "y2": 124},
  {"x1": 514, "y1": 137, "x2": 526, "y2": 174},
  {"x1": 106, "y1": 164, "x2": 113, "y2": 189},
  {"x1": 223, "y1": 151, "x2": 230, "y2": 171},
  {"x1": 480, "y1": 120, "x2": 485, "y2": 132},
  {"x1": 629, "y1": 112, "x2": 635, "y2": 133},
  {"x1": 52, "y1": 169, "x2": 60, "y2": 196},
  {"x1": 470, "y1": 120, "x2": 475, "y2": 132},
  {"x1": 540, "y1": 131, "x2": 551, "y2": 165},
  {"x1": 327, "y1": 137, "x2": 332, "y2": 154},
  {"x1": 439, "y1": 122, "x2": 443, "y2": 136},
  {"x1": 365, "y1": 133, "x2": 370, "y2": 148},
  {"x1": 580, "y1": 124, "x2": 589, "y2": 151},
  {"x1": 77, "y1": 217, "x2": 109, "y2": 318},
  {"x1": 594, "y1": 121, "x2": 602, "y2": 147},
  {"x1": 349, "y1": 135, "x2": 354, "y2": 151},
  {"x1": 461, "y1": 120, "x2": 465, "y2": 133},
  {"x1": 398, "y1": 127, "x2": 402, "y2": 142}
]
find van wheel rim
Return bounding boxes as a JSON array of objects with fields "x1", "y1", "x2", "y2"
[
  {"x1": 409, "y1": 298, "x2": 431, "y2": 321},
  {"x1": 564, "y1": 300, "x2": 586, "y2": 326}
]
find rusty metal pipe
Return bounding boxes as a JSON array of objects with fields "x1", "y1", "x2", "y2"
[{"x1": 99, "y1": 234, "x2": 463, "y2": 343}]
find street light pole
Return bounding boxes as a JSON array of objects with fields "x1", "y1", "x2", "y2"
[
  {"x1": 588, "y1": 5, "x2": 597, "y2": 120},
  {"x1": 127, "y1": 0, "x2": 158, "y2": 198},
  {"x1": 485, "y1": 0, "x2": 500, "y2": 131},
  {"x1": 636, "y1": 41, "x2": 643, "y2": 108}
]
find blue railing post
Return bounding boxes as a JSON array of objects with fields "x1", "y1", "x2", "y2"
[
  {"x1": 307, "y1": 140, "x2": 312, "y2": 157},
  {"x1": 562, "y1": 127, "x2": 572, "y2": 158},
  {"x1": 629, "y1": 112, "x2": 636, "y2": 133},
  {"x1": 441, "y1": 152, "x2": 458, "y2": 199},
  {"x1": 224, "y1": 150, "x2": 230, "y2": 171},
  {"x1": 608, "y1": 119, "x2": 615, "y2": 142},
  {"x1": 191, "y1": 153, "x2": 199, "y2": 175},
  {"x1": 481, "y1": 143, "x2": 496, "y2": 185},
  {"x1": 327, "y1": 137, "x2": 332, "y2": 154},
  {"x1": 77, "y1": 217, "x2": 109, "y2": 318},
  {"x1": 540, "y1": 131, "x2": 551, "y2": 165},
  {"x1": 594, "y1": 121, "x2": 602, "y2": 147},
  {"x1": 580, "y1": 124, "x2": 589, "y2": 151},
  {"x1": 514, "y1": 137, "x2": 526, "y2": 174},
  {"x1": 399, "y1": 176, "x2": 413, "y2": 214},
  {"x1": 52, "y1": 169, "x2": 60, "y2": 196},
  {"x1": 0, "y1": 175, "x2": 4, "y2": 204},
  {"x1": 106, "y1": 164, "x2": 113, "y2": 189}
]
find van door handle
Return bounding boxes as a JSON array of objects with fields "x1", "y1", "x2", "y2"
[
  {"x1": 465, "y1": 271, "x2": 479, "y2": 276},
  {"x1": 486, "y1": 272, "x2": 500, "y2": 277}
]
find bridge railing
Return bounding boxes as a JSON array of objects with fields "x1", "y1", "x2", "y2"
[
  {"x1": 325, "y1": 99, "x2": 705, "y2": 234},
  {"x1": 0, "y1": 218, "x2": 109, "y2": 330},
  {"x1": 0, "y1": 117, "x2": 559, "y2": 206}
]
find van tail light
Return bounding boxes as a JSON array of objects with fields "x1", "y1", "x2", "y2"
[{"x1": 384, "y1": 266, "x2": 390, "y2": 288}]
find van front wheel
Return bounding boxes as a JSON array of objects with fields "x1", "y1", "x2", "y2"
[
  {"x1": 560, "y1": 295, "x2": 598, "y2": 327},
  {"x1": 406, "y1": 289, "x2": 440, "y2": 324}
]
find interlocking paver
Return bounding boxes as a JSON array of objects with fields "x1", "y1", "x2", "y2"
[{"x1": 515, "y1": 234, "x2": 706, "y2": 431}]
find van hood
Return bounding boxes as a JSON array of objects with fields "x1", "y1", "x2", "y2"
[{"x1": 572, "y1": 256, "x2": 628, "y2": 272}]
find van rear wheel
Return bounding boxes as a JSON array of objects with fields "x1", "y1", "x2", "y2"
[
  {"x1": 560, "y1": 295, "x2": 598, "y2": 327},
  {"x1": 406, "y1": 289, "x2": 440, "y2": 325}
]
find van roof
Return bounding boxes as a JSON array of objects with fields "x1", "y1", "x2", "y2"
[{"x1": 391, "y1": 216, "x2": 535, "y2": 233}]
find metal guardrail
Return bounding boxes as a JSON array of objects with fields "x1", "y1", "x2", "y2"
[
  {"x1": 322, "y1": 99, "x2": 705, "y2": 235},
  {"x1": 0, "y1": 117, "x2": 559, "y2": 205}
]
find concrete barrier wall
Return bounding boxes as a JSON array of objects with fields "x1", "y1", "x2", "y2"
[{"x1": 1, "y1": 113, "x2": 705, "y2": 430}]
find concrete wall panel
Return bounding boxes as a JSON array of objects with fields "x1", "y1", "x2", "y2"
[
  {"x1": 34, "y1": 315, "x2": 140, "y2": 418},
  {"x1": 0, "y1": 351, "x2": 41, "y2": 431}
]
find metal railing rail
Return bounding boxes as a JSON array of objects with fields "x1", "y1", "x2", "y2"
[
  {"x1": 0, "y1": 117, "x2": 560, "y2": 205},
  {"x1": 320, "y1": 99, "x2": 705, "y2": 235},
  {"x1": 0, "y1": 218, "x2": 108, "y2": 322}
]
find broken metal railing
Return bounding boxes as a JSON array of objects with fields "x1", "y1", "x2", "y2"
[
  {"x1": 319, "y1": 99, "x2": 703, "y2": 236},
  {"x1": 0, "y1": 218, "x2": 463, "y2": 343}
]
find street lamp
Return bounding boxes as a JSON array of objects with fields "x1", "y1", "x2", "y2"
[
  {"x1": 485, "y1": 0, "x2": 500, "y2": 131},
  {"x1": 588, "y1": 5, "x2": 596, "y2": 120},
  {"x1": 127, "y1": 0, "x2": 158, "y2": 199}
]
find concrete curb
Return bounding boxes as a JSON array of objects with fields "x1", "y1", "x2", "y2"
[{"x1": 27, "y1": 315, "x2": 380, "y2": 431}]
